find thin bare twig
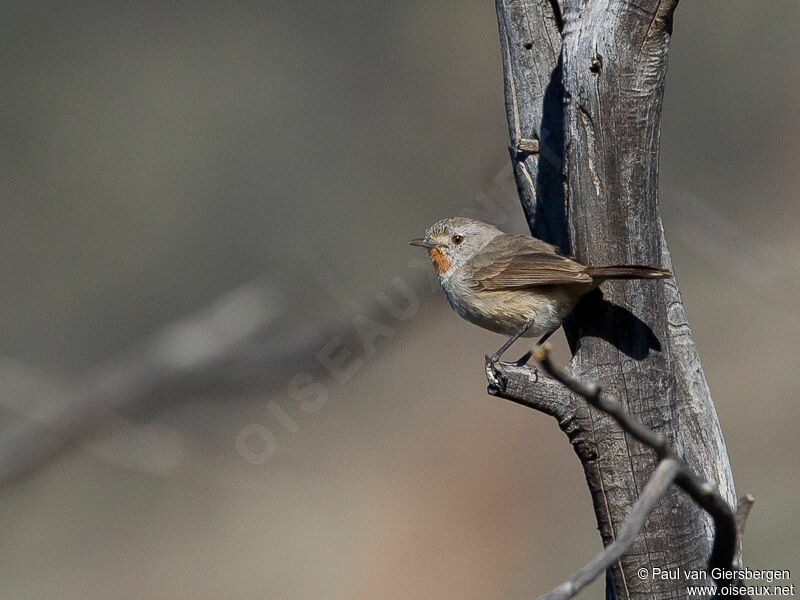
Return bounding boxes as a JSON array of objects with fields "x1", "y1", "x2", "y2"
[
  {"x1": 733, "y1": 494, "x2": 756, "y2": 568},
  {"x1": 538, "y1": 458, "x2": 681, "y2": 600},
  {"x1": 499, "y1": 344, "x2": 752, "y2": 599},
  {"x1": 734, "y1": 494, "x2": 756, "y2": 536}
]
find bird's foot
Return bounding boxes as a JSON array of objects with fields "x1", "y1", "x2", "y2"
[
  {"x1": 485, "y1": 354, "x2": 539, "y2": 393},
  {"x1": 485, "y1": 354, "x2": 509, "y2": 392}
]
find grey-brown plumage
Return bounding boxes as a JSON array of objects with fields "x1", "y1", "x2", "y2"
[{"x1": 410, "y1": 217, "x2": 672, "y2": 341}]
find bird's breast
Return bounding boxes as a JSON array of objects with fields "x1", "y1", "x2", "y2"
[{"x1": 441, "y1": 274, "x2": 578, "y2": 337}]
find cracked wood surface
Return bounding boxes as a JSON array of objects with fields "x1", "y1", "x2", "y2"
[{"x1": 495, "y1": 0, "x2": 736, "y2": 598}]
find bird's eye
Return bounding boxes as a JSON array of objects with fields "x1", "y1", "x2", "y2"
[{"x1": 451, "y1": 234, "x2": 464, "y2": 245}]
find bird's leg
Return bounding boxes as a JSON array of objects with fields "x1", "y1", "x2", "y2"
[
  {"x1": 513, "y1": 351, "x2": 533, "y2": 367},
  {"x1": 511, "y1": 328, "x2": 558, "y2": 367},
  {"x1": 536, "y1": 328, "x2": 556, "y2": 347},
  {"x1": 485, "y1": 317, "x2": 537, "y2": 390}
]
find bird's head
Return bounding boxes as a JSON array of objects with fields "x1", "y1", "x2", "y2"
[{"x1": 409, "y1": 217, "x2": 503, "y2": 277}]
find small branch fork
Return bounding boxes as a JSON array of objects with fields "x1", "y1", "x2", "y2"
[{"x1": 492, "y1": 345, "x2": 754, "y2": 600}]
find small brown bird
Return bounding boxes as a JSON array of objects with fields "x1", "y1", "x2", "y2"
[{"x1": 410, "y1": 217, "x2": 672, "y2": 386}]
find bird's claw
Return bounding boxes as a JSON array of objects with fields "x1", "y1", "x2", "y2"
[{"x1": 485, "y1": 354, "x2": 508, "y2": 392}]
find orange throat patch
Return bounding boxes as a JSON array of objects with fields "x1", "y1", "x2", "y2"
[{"x1": 428, "y1": 248, "x2": 451, "y2": 275}]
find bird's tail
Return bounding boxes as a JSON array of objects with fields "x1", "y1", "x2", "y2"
[{"x1": 588, "y1": 265, "x2": 673, "y2": 280}]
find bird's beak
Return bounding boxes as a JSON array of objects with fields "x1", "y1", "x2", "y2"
[{"x1": 409, "y1": 238, "x2": 444, "y2": 249}]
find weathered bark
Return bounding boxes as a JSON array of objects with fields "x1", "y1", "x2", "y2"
[{"x1": 495, "y1": 1, "x2": 736, "y2": 598}]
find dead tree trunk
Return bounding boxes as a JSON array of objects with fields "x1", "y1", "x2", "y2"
[{"x1": 494, "y1": 1, "x2": 737, "y2": 598}]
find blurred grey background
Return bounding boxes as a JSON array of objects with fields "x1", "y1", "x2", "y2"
[{"x1": 0, "y1": 1, "x2": 798, "y2": 598}]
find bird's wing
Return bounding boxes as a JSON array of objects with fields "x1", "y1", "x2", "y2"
[{"x1": 468, "y1": 236, "x2": 593, "y2": 290}]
